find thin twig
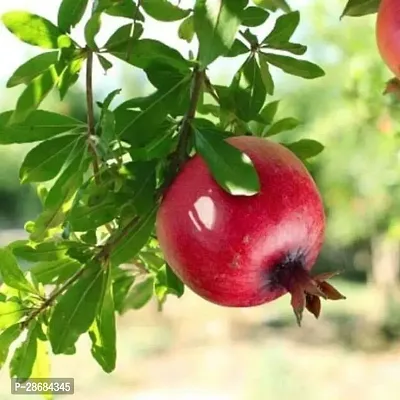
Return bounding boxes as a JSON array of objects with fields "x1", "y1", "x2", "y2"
[{"x1": 204, "y1": 74, "x2": 220, "y2": 104}]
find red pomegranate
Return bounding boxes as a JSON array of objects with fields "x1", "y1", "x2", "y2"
[
  {"x1": 156, "y1": 136, "x2": 345, "y2": 325},
  {"x1": 376, "y1": 0, "x2": 400, "y2": 77}
]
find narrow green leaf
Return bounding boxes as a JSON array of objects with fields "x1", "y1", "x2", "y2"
[
  {"x1": 19, "y1": 134, "x2": 82, "y2": 183},
  {"x1": 258, "y1": 53, "x2": 274, "y2": 95},
  {"x1": 264, "y1": 41, "x2": 307, "y2": 55},
  {"x1": 253, "y1": 0, "x2": 291, "y2": 12},
  {"x1": 241, "y1": 7, "x2": 269, "y2": 27},
  {"x1": 104, "y1": 23, "x2": 143, "y2": 50},
  {"x1": 111, "y1": 207, "x2": 157, "y2": 266},
  {"x1": 110, "y1": 38, "x2": 190, "y2": 72},
  {"x1": 105, "y1": 0, "x2": 144, "y2": 20},
  {"x1": 0, "y1": 324, "x2": 22, "y2": 370},
  {"x1": 231, "y1": 56, "x2": 266, "y2": 121},
  {"x1": 341, "y1": 0, "x2": 379, "y2": 18},
  {"x1": 263, "y1": 53, "x2": 325, "y2": 79},
  {"x1": 194, "y1": 0, "x2": 247, "y2": 67},
  {"x1": 6, "y1": 52, "x2": 59, "y2": 88},
  {"x1": 89, "y1": 268, "x2": 116, "y2": 372},
  {"x1": 155, "y1": 264, "x2": 184, "y2": 303},
  {"x1": 121, "y1": 276, "x2": 154, "y2": 312},
  {"x1": 97, "y1": 54, "x2": 113, "y2": 73},
  {"x1": 225, "y1": 39, "x2": 249, "y2": 57},
  {"x1": 178, "y1": 15, "x2": 195, "y2": 43},
  {"x1": 48, "y1": 262, "x2": 106, "y2": 354},
  {"x1": 30, "y1": 258, "x2": 81, "y2": 285},
  {"x1": 259, "y1": 100, "x2": 280, "y2": 124},
  {"x1": 30, "y1": 323, "x2": 51, "y2": 391},
  {"x1": 0, "y1": 301, "x2": 25, "y2": 330},
  {"x1": 0, "y1": 110, "x2": 84, "y2": 144},
  {"x1": 285, "y1": 139, "x2": 324, "y2": 160},
  {"x1": 2, "y1": 11, "x2": 72, "y2": 49},
  {"x1": 9, "y1": 321, "x2": 38, "y2": 379},
  {"x1": 194, "y1": 128, "x2": 260, "y2": 196},
  {"x1": 142, "y1": 0, "x2": 190, "y2": 21},
  {"x1": 58, "y1": 0, "x2": 89, "y2": 33},
  {"x1": 84, "y1": 12, "x2": 101, "y2": 50},
  {"x1": 9, "y1": 63, "x2": 65, "y2": 124},
  {"x1": 58, "y1": 57, "x2": 84, "y2": 99},
  {"x1": 264, "y1": 117, "x2": 300, "y2": 137},
  {"x1": 69, "y1": 200, "x2": 116, "y2": 231},
  {"x1": 262, "y1": 10, "x2": 300, "y2": 44},
  {"x1": 0, "y1": 248, "x2": 37, "y2": 295},
  {"x1": 112, "y1": 270, "x2": 135, "y2": 313}
]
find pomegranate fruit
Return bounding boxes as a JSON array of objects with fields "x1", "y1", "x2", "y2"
[
  {"x1": 156, "y1": 136, "x2": 345, "y2": 325},
  {"x1": 376, "y1": 0, "x2": 400, "y2": 77}
]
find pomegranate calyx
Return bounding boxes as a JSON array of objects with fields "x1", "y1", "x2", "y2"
[{"x1": 283, "y1": 267, "x2": 346, "y2": 327}]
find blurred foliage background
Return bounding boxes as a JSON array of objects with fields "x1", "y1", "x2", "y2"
[{"x1": 1, "y1": 0, "x2": 400, "y2": 399}]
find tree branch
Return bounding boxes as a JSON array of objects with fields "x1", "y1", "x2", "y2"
[
  {"x1": 85, "y1": 49, "x2": 101, "y2": 182},
  {"x1": 21, "y1": 65, "x2": 205, "y2": 329}
]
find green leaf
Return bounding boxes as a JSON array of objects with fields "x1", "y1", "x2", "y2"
[
  {"x1": 194, "y1": 0, "x2": 247, "y2": 67},
  {"x1": 178, "y1": 15, "x2": 195, "y2": 43},
  {"x1": 0, "y1": 248, "x2": 37, "y2": 295},
  {"x1": 241, "y1": 28, "x2": 258, "y2": 47},
  {"x1": 341, "y1": 0, "x2": 379, "y2": 18},
  {"x1": 58, "y1": 0, "x2": 89, "y2": 33},
  {"x1": 48, "y1": 262, "x2": 106, "y2": 354},
  {"x1": 262, "y1": 10, "x2": 299, "y2": 44},
  {"x1": 58, "y1": 57, "x2": 84, "y2": 99},
  {"x1": 0, "y1": 110, "x2": 84, "y2": 144},
  {"x1": 253, "y1": 0, "x2": 291, "y2": 12},
  {"x1": 263, "y1": 53, "x2": 325, "y2": 79},
  {"x1": 105, "y1": 0, "x2": 144, "y2": 20},
  {"x1": 30, "y1": 147, "x2": 89, "y2": 241},
  {"x1": 258, "y1": 53, "x2": 274, "y2": 95},
  {"x1": 30, "y1": 323, "x2": 50, "y2": 391},
  {"x1": 0, "y1": 301, "x2": 25, "y2": 330},
  {"x1": 259, "y1": 100, "x2": 280, "y2": 124},
  {"x1": 225, "y1": 39, "x2": 249, "y2": 57},
  {"x1": 285, "y1": 139, "x2": 324, "y2": 160},
  {"x1": 97, "y1": 54, "x2": 113, "y2": 73},
  {"x1": 264, "y1": 41, "x2": 307, "y2": 55},
  {"x1": 84, "y1": 12, "x2": 101, "y2": 50},
  {"x1": 241, "y1": 7, "x2": 269, "y2": 27},
  {"x1": 0, "y1": 324, "x2": 22, "y2": 370},
  {"x1": 121, "y1": 276, "x2": 154, "y2": 312},
  {"x1": 9, "y1": 63, "x2": 65, "y2": 124},
  {"x1": 142, "y1": 0, "x2": 190, "y2": 21},
  {"x1": 112, "y1": 270, "x2": 135, "y2": 313},
  {"x1": 9, "y1": 321, "x2": 38, "y2": 379},
  {"x1": 19, "y1": 134, "x2": 82, "y2": 183},
  {"x1": 68, "y1": 200, "x2": 116, "y2": 231},
  {"x1": 231, "y1": 56, "x2": 266, "y2": 121},
  {"x1": 110, "y1": 38, "x2": 190, "y2": 72},
  {"x1": 6, "y1": 51, "x2": 59, "y2": 88},
  {"x1": 30, "y1": 258, "x2": 81, "y2": 285},
  {"x1": 264, "y1": 117, "x2": 300, "y2": 137},
  {"x1": 2, "y1": 11, "x2": 72, "y2": 49},
  {"x1": 111, "y1": 207, "x2": 157, "y2": 266},
  {"x1": 124, "y1": 161, "x2": 157, "y2": 214},
  {"x1": 104, "y1": 23, "x2": 143, "y2": 50},
  {"x1": 155, "y1": 264, "x2": 184, "y2": 303},
  {"x1": 194, "y1": 128, "x2": 260, "y2": 196},
  {"x1": 89, "y1": 267, "x2": 116, "y2": 373},
  {"x1": 10, "y1": 240, "x2": 83, "y2": 262}
]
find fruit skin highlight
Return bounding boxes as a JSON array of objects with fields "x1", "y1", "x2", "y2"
[
  {"x1": 376, "y1": 0, "x2": 400, "y2": 77},
  {"x1": 156, "y1": 136, "x2": 345, "y2": 325}
]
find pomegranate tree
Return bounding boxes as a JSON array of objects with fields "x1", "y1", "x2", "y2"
[{"x1": 157, "y1": 136, "x2": 345, "y2": 325}]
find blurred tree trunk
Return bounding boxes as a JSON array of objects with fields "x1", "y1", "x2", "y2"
[{"x1": 369, "y1": 234, "x2": 400, "y2": 322}]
